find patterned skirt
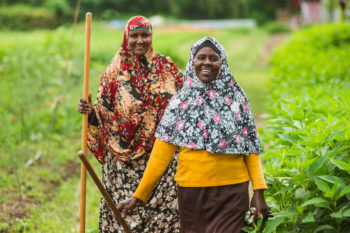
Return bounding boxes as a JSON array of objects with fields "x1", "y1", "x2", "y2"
[{"x1": 99, "y1": 151, "x2": 179, "y2": 233}]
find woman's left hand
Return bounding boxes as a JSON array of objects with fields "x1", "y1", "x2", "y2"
[{"x1": 251, "y1": 189, "x2": 269, "y2": 220}]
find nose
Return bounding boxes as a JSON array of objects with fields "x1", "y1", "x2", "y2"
[
  {"x1": 136, "y1": 35, "x2": 143, "y2": 44},
  {"x1": 203, "y1": 58, "x2": 211, "y2": 65}
]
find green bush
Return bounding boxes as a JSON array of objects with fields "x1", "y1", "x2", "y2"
[
  {"x1": 44, "y1": 0, "x2": 72, "y2": 19},
  {"x1": 0, "y1": 4, "x2": 59, "y2": 30},
  {"x1": 263, "y1": 21, "x2": 291, "y2": 34},
  {"x1": 256, "y1": 24, "x2": 350, "y2": 232}
]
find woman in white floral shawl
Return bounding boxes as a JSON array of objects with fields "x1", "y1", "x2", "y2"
[{"x1": 118, "y1": 37, "x2": 269, "y2": 233}]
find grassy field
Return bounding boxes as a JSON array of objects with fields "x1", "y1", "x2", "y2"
[{"x1": 0, "y1": 22, "x2": 287, "y2": 232}]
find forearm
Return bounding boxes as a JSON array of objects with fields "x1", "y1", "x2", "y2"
[
  {"x1": 133, "y1": 139, "x2": 178, "y2": 203},
  {"x1": 89, "y1": 103, "x2": 115, "y2": 126},
  {"x1": 245, "y1": 154, "x2": 268, "y2": 190}
]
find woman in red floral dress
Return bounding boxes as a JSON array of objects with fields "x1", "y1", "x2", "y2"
[{"x1": 78, "y1": 16, "x2": 183, "y2": 232}]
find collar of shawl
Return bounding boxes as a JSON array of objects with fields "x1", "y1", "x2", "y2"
[{"x1": 154, "y1": 37, "x2": 262, "y2": 155}]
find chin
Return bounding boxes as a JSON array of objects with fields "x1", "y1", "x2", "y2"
[
  {"x1": 199, "y1": 77, "x2": 215, "y2": 84},
  {"x1": 134, "y1": 52, "x2": 146, "y2": 57}
]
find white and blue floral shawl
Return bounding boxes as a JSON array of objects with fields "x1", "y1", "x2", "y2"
[{"x1": 155, "y1": 37, "x2": 262, "y2": 155}]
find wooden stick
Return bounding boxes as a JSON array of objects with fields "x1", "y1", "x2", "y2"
[
  {"x1": 78, "y1": 151, "x2": 133, "y2": 233},
  {"x1": 80, "y1": 12, "x2": 92, "y2": 233}
]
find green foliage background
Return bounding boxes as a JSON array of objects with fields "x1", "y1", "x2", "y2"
[
  {"x1": 0, "y1": 0, "x2": 291, "y2": 30},
  {"x1": 1, "y1": 1, "x2": 349, "y2": 229},
  {"x1": 0, "y1": 23, "x2": 272, "y2": 232},
  {"x1": 254, "y1": 24, "x2": 350, "y2": 233}
]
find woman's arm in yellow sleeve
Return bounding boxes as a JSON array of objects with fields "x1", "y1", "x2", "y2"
[
  {"x1": 133, "y1": 138, "x2": 178, "y2": 203},
  {"x1": 244, "y1": 154, "x2": 268, "y2": 190}
]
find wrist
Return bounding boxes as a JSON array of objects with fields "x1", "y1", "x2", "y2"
[
  {"x1": 132, "y1": 196, "x2": 145, "y2": 205},
  {"x1": 253, "y1": 189, "x2": 265, "y2": 194}
]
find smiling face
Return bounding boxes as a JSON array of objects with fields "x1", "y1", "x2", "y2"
[
  {"x1": 193, "y1": 47, "x2": 222, "y2": 84},
  {"x1": 127, "y1": 30, "x2": 152, "y2": 57}
]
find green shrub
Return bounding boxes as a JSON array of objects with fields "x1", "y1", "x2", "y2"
[
  {"x1": 0, "y1": 4, "x2": 59, "y2": 30},
  {"x1": 257, "y1": 24, "x2": 350, "y2": 232},
  {"x1": 263, "y1": 21, "x2": 291, "y2": 34},
  {"x1": 44, "y1": 0, "x2": 72, "y2": 19}
]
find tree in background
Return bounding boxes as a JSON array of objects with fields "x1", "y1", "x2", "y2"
[{"x1": 0, "y1": 0, "x2": 321, "y2": 29}]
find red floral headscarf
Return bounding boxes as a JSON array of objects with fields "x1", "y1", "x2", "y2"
[
  {"x1": 121, "y1": 16, "x2": 153, "y2": 53},
  {"x1": 87, "y1": 16, "x2": 183, "y2": 163}
]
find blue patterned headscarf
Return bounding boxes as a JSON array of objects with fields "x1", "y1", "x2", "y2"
[{"x1": 155, "y1": 37, "x2": 262, "y2": 155}]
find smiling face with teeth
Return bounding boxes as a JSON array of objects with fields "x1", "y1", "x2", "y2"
[
  {"x1": 193, "y1": 47, "x2": 222, "y2": 84},
  {"x1": 127, "y1": 30, "x2": 152, "y2": 57}
]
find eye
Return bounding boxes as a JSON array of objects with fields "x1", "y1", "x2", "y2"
[
  {"x1": 141, "y1": 32, "x2": 150, "y2": 38},
  {"x1": 130, "y1": 33, "x2": 138, "y2": 39},
  {"x1": 196, "y1": 55, "x2": 205, "y2": 60},
  {"x1": 210, "y1": 56, "x2": 220, "y2": 62}
]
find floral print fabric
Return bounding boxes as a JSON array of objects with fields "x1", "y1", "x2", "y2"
[
  {"x1": 86, "y1": 16, "x2": 182, "y2": 233},
  {"x1": 87, "y1": 16, "x2": 183, "y2": 162},
  {"x1": 99, "y1": 151, "x2": 179, "y2": 233},
  {"x1": 155, "y1": 37, "x2": 262, "y2": 155}
]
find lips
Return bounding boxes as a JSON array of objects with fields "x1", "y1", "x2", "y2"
[{"x1": 200, "y1": 69, "x2": 213, "y2": 75}]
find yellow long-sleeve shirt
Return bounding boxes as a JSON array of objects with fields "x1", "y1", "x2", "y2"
[{"x1": 134, "y1": 138, "x2": 267, "y2": 203}]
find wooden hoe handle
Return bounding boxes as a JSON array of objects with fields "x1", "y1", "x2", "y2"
[
  {"x1": 78, "y1": 151, "x2": 133, "y2": 233},
  {"x1": 79, "y1": 12, "x2": 92, "y2": 233}
]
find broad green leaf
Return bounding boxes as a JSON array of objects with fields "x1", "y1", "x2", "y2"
[
  {"x1": 330, "y1": 206, "x2": 349, "y2": 219},
  {"x1": 273, "y1": 186, "x2": 294, "y2": 196},
  {"x1": 314, "y1": 202, "x2": 332, "y2": 211},
  {"x1": 301, "y1": 197, "x2": 328, "y2": 207},
  {"x1": 242, "y1": 227, "x2": 254, "y2": 232},
  {"x1": 298, "y1": 135, "x2": 318, "y2": 147},
  {"x1": 343, "y1": 209, "x2": 350, "y2": 217},
  {"x1": 330, "y1": 158, "x2": 350, "y2": 174},
  {"x1": 325, "y1": 181, "x2": 338, "y2": 200},
  {"x1": 314, "y1": 178, "x2": 331, "y2": 193},
  {"x1": 293, "y1": 110, "x2": 304, "y2": 121},
  {"x1": 307, "y1": 155, "x2": 329, "y2": 175},
  {"x1": 277, "y1": 134, "x2": 296, "y2": 145},
  {"x1": 291, "y1": 173, "x2": 306, "y2": 185},
  {"x1": 277, "y1": 210, "x2": 298, "y2": 218},
  {"x1": 302, "y1": 157, "x2": 318, "y2": 172},
  {"x1": 323, "y1": 132, "x2": 336, "y2": 145},
  {"x1": 304, "y1": 116, "x2": 320, "y2": 124},
  {"x1": 317, "y1": 175, "x2": 345, "y2": 186},
  {"x1": 326, "y1": 146, "x2": 349, "y2": 159},
  {"x1": 264, "y1": 217, "x2": 285, "y2": 233},
  {"x1": 281, "y1": 104, "x2": 293, "y2": 117},
  {"x1": 335, "y1": 185, "x2": 350, "y2": 200},
  {"x1": 301, "y1": 212, "x2": 315, "y2": 223},
  {"x1": 314, "y1": 225, "x2": 336, "y2": 232}
]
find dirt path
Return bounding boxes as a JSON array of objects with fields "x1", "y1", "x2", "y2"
[{"x1": 257, "y1": 33, "x2": 290, "y2": 66}]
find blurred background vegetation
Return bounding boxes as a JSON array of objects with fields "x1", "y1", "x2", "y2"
[
  {"x1": 0, "y1": 0, "x2": 349, "y2": 232},
  {"x1": 0, "y1": 0, "x2": 292, "y2": 30}
]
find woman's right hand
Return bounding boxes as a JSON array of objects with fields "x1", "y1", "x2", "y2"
[{"x1": 78, "y1": 93, "x2": 92, "y2": 115}]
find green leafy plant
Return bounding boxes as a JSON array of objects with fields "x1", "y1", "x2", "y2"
[{"x1": 261, "y1": 24, "x2": 350, "y2": 232}]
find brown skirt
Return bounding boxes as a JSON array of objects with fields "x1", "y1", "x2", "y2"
[{"x1": 178, "y1": 182, "x2": 249, "y2": 233}]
